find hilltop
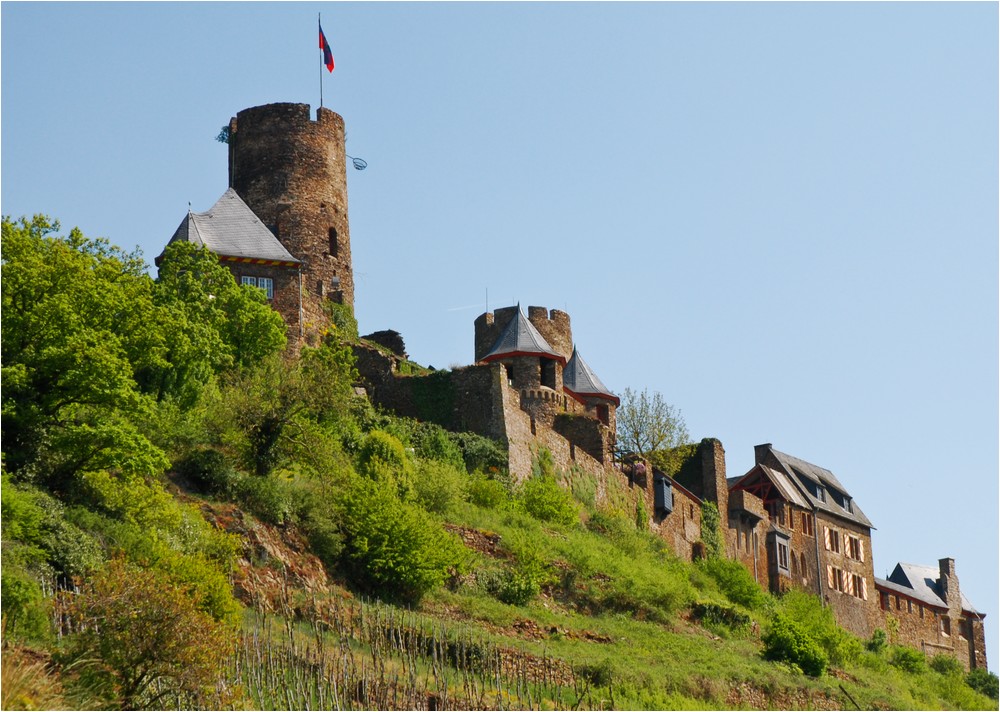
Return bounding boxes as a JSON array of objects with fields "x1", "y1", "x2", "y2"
[{"x1": 2, "y1": 214, "x2": 997, "y2": 710}]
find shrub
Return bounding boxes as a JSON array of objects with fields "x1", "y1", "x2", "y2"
[
  {"x1": 699, "y1": 501, "x2": 724, "y2": 559},
  {"x1": 889, "y1": 645, "x2": 926, "y2": 673},
  {"x1": 409, "y1": 423, "x2": 466, "y2": 472},
  {"x1": 928, "y1": 653, "x2": 964, "y2": 676},
  {"x1": 235, "y1": 474, "x2": 292, "y2": 525},
  {"x1": 966, "y1": 668, "x2": 999, "y2": 700},
  {"x1": 866, "y1": 628, "x2": 888, "y2": 654},
  {"x1": 778, "y1": 590, "x2": 862, "y2": 666},
  {"x1": 698, "y1": 557, "x2": 771, "y2": 611},
  {"x1": 519, "y1": 475, "x2": 578, "y2": 527},
  {"x1": 337, "y1": 476, "x2": 466, "y2": 603},
  {"x1": 449, "y1": 432, "x2": 508, "y2": 475},
  {"x1": 62, "y1": 558, "x2": 236, "y2": 709},
  {"x1": 467, "y1": 474, "x2": 510, "y2": 510},
  {"x1": 762, "y1": 613, "x2": 828, "y2": 676},
  {"x1": 176, "y1": 447, "x2": 239, "y2": 496},
  {"x1": 1, "y1": 566, "x2": 51, "y2": 643},
  {"x1": 413, "y1": 460, "x2": 467, "y2": 515},
  {"x1": 481, "y1": 564, "x2": 541, "y2": 606},
  {"x1": 358, "y1": 430, "x2": 414, "y2": 498}
]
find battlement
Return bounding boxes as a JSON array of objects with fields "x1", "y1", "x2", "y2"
[{"x1": 474, "y1": 305, "x2": 572, "y2": 362}]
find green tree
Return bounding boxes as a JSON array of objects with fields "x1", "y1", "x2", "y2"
[
  {"x1": 64, "y1": 558, "x2": 236, "y2": 709},
  {"x1": 615, "y1": 387, "x2": 690, "y2": 464}
]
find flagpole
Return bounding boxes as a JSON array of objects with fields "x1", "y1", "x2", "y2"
[{"x1": 318, "y1": 13, "x2": 324, "y2": 109}]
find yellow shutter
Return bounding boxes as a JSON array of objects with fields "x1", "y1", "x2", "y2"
[
  {"x1": 824, "y1": 527, "x2": 831, "y2": 551},
  {"x1": 827, "y1": 565, "x2": 834, "y2": 589},
  {"x1": 860, "y1": 539, "x2": 865, "y2": 563},
  {"x1": 862, "y1": 577, "x2": 868, "y2": 601},
  {"x1": 842, "y1": 531, "x2": 849, "y2": 555}
]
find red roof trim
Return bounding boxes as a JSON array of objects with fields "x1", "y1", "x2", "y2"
[
  {"x1": 480, "y1": 351, "x2": 567, "y2": 366},
  {"x1": 564, "y1": 386, "x2": 620, "y2": 407}
]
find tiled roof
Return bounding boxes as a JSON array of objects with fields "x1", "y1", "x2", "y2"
[
  {"x1": 480, "y1": 305, "x2": 564, "y2": 363},
  {"x1": 162, "y1": 188, "x2": 300, "y2": 264},
  {"x1": 768, "y1": 447, "x2": 874, "y2": 529},
  {"x1": 563, "y1": 347, "x2": 619, "y2": 405}
]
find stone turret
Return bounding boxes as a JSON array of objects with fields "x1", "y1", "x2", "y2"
[{"x1": 228, "y1": 103, "x2": 355, "y2": 336}]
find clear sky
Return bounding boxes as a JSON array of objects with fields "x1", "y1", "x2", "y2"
[{"x1": 3, "y1": 1, "x2": 997, "y2": 668}]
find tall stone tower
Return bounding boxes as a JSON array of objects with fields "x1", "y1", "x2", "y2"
[{"x1": 228, "y1": 103, "x2": 354, "y2": 334}]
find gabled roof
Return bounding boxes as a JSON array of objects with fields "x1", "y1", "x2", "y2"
[
  {"x1": 880, "y1": 563, "x2": 982, "y2": 616},
  {"x1": 480, "y1": 305, "x2": 565, "y2": 364},
  {"x1": 161, "y1": 188, "x2": 300, "y2": 265},
  {"x1": 563, "y1": 347, "x2": 619, "y2": 405},
  {"x1": 767, "y1": 447, "x2": 874, "y2": 529}
]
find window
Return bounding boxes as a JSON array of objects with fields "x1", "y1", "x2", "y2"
[
  {"x1": 941, "y1": 617, "x2": 951, "y2": 637},
  {"x1": 802, "y1": 512, "x2": 814, "y2": 536},
  {"x1": 540, "y1": 359, "x2": 556, "y2": 389},
  {"x1": 846, "y1": 534, "x2": 864, "y2": 561},
  {"x1": 241, "y1": 275, "x2": 274, "y2": 300},
  {"x1": 778, "y1": 542, "x2": 789, "y2": 571},
  {"x1": 919, "y1": 605, "x2": 924, "y2": 620},
  {"x1": 788, "y1": 506, "x2": 795, "y2": 530},
  {"x1": 907, "y1": 600, "x2": 912, "y2": 614},
  {"x1": 960, "y1": 619, "x2": 971, "y2": 641},
  {"x1": 824, "y1": 526, "x2": 841, "y2": 553},
  {"x1": 790, "y1": 550, "x2": 798, "y2": 576},
  {"x1": 881, "y1": 592, "x2": 890, "y2": 611},
  {"x1": 767, "y1": 501, "x2": 785, "y2": 526},
  {"x1": 896, "y1": 596, "x2": 902, "y2": 611},
  {"x1": 800, "y1": 553, "x2": 807, "y2": 579},
  {"x1": 328, "y1": 227, "x2": 338, "y2": 256},
  {"x1": 848, "y1": 574, "x2": 868, "y2": 600},
  {"x1": 827, "y1": 565, "x2": 845, "y2": 592}
]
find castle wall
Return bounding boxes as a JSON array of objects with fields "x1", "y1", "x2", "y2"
[
  {"x1": 526, "y1": 306, "x2": 572, "y2": 361},
  {"x1": 229, "y1": 103, "x2": 354, "y2": 339},
  {"x1": 816, "y1": 514, "x2": 879, "y2": 639}
]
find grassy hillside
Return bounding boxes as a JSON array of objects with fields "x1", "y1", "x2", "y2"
[{"x1": 2, "y1": 215, "x2": 997, "y2": 710}]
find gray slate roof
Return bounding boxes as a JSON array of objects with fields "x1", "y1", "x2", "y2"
[
  {"x1": 768, "y1": 447, "x2": 874, "y2": 529},
  {"x1": 480, "y1": 305, "x2": 564, "y2": 363},
  {"x1": 877, "y1": 563, "x2": 981, "y2": 615},
  {"x1": 163, "y1": 188, "x2": 300, "y2": 264},
  {"x1": 563, "y1": 347, "x2": 619, "y2": 404}
]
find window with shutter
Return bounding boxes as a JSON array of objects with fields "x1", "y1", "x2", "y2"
[
  {"x1": 824, "y1": 527, "x2": 831, "y2": 551},
  {"x1": 827, "y1": 565, "x2": 835, "y2": 589}
]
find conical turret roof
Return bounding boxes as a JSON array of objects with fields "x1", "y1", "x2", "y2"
[
  {"x1": 563, "y1": 347, "x2": 619, "y2": 405},
  {"x1": 480, "y1": 305, "x2": 564, "y2": 364}
]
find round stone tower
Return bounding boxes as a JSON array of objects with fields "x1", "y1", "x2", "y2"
[{"x1": 228, "y1": 103, "x2": 354, "y2": 334}]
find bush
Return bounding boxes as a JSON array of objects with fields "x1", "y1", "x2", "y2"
[
  {"x1": 692, "y1": 601, "x2": 752, "y2": 636},
  {"x1": 467, "y1": 474, "x2": 510, "y2": 510},
  {"x1": 519, "y1": 475, "x2": 578, "y2": 527},
  {"x1": 698, "y1": 557, "x2": 771, "y2": 611},
  {"x1": 413, "y1": 460, "x2": 467, "y2": 515},
  {"x1": 889, "y1": 645, "x2": 926, "y2": 673},
  {"x1": 62, "y1": 558, "x2": 236, "y2": 709},
  {"x1": 966, "y1": 668, "x2": 1000, "y2": 700},
  {"x1": 409, "y1": 423, "x2": 466, "y2": 472},
  {"x1": 762, "y1": 613, "x2": 828, "y2": 676},
  {"x1": 778, "y1": 590, "x2": 862, "y2": 666},
  {"x1": 481, "y1": 564, "x2": 541, "y2": 606},
  {"x1": 358, "y1": 430, "x2": 414, "y2": 498},
  {"x1": 866, "y1": 628, "x2": 888, "y2": 654},
  {"x1": 1, "y1": 566, "x2": 51, "y2": 643},
  {"x1": 449, "y1": 432, "x2": 508, "y2": 475},
  {"x1": 929, "y1": 653, "x2": 964, "y2": 676},
  {"x1": 235, "y1": 475, "x2": 292, "y2": 525},
  {"x1": 337, "y1": 476, "x2": 466, "y2": 603},
  {"x1": 176, "y1": 447, "x2": 239, "y2": 496}
]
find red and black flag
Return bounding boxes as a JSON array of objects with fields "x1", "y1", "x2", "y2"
[{"x1": 319, "y1": 22, "x2": 335, "y2": 72}]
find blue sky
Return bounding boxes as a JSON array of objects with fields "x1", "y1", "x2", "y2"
[{"x1": 3, "y1": 2, "x2": 997, "y2": 667}]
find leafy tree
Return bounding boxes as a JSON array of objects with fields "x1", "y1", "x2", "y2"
[
  {"x1": 520, "y1": 474, "x2": 578, "y2": 527},
  {"x1": 616, "y1": 387, "x2": 690, "y2": 465},
  {"x1": 64, "y1": 558, "x2": 235, "y2": 709}
]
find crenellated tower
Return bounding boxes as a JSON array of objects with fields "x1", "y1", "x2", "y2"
[{"x1": 228, "y1": 103, "x2": 354, "y2": 334}]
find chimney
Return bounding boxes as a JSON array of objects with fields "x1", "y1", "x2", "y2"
[
  {"x1": 700, "y1": 438, "x2": 728, "y2": 514},
  {"x1": 938, "y1": 557, "x2": 958, "y2": 605},
  {"x1": 754, "y1": 443, "x2": 773, "y2": 465}
]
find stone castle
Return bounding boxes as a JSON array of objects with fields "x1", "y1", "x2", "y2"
[{"x1": 158, "y1": 102, "x2": 988, "y2": 671}]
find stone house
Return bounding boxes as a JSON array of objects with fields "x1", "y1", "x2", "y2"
[
  {"x1": 876, "y1": 559, "x2": 987, "y2": 670},
  {"x1": 728, "y1": 445, "x2": 879, "y2": 638}
]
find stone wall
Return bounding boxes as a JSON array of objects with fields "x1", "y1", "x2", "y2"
[
  {"x1": 815, "y1": 514, "x2": 879, "y2": 639},
  {"x1": 229, "y1": 103, "x2": 354, "y2": 339},
  {"x1": 223, "y1": 261, "x2": 302, "y2": 343}
]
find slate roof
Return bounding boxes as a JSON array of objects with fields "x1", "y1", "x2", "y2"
[
  {"x1": 162, "y1": 188, "x2": 300, "y2": 264},
  {"x1": 563, "y1": 347, "x2": 619, "y2": 405},
  {"x1": 480, "y1": 305, "x2": 564, "y2": 364},
  {"x1": 876, "y1": 563, "x2": 982, "y2": 616},
  {"x1": 768, "y1": 447, "x2": 874, "y2": 529}
]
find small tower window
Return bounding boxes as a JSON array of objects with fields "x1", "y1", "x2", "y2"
[
  {"x1": 540, "y1": 359, "x2": 556, "y2": 389},
  {"x1": 328, "y1": 227, "x2": 338, "y2": 256}
]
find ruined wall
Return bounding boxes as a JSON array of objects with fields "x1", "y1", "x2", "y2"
[
  {"x1": 526, "y1": 306, "x2": 572, "y2": 361},
  {"x1": 553, "y1": 413, "x2": 610, "y2": 464},
  {"x1": 229, "y1": 103, "x2": 354, "y2": 338},
  {"x1": 727, "y1": 489, "x2": 768, "y2": 588}
]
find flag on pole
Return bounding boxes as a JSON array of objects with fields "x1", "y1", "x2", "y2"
[{"x1": 319, "y1": 23, "x2": 335, "y2": 72}]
